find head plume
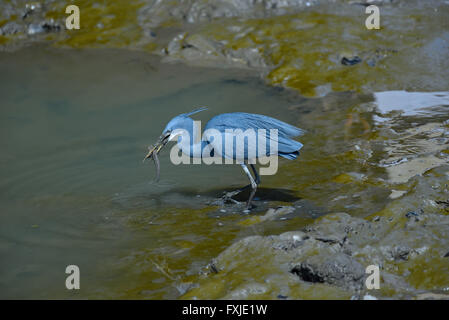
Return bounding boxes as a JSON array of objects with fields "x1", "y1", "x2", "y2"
[{"x1": 181, "y1": 106, "x2": 208, "y2": 117}]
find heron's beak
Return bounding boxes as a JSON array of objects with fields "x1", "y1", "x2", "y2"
[{"x1": 143, "y1": 131, "x2": 171, "y2": 162}]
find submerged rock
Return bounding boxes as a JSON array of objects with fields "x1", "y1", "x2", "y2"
[{"x1": 27, "y1": 20, "x2": 60, "y2": 35}]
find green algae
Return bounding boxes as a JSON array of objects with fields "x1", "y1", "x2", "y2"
[
  {"x1": 197, "y1": 12, "x2": 389, "y2": 96},
  {"x1": 0, "y1": 35, "x2": 7, "y2": 45},
  {"x1": 182, "y1": 205, "x2": 448, "y2": 300},
  {"x1": 0, "y1": 0, "x2": 148, "y2": 50},
  {"x1": 402, "y1": 250, "x2": 449, "y2": 291},
  {"x1": 50, "y1": 0, "x2": 145, "y2": 49},
  {"x1": 1, "y1": 1, "x2": 448, "y2": 97},
  {"x1": 0, "y1": 1, "x2": 448, "y2": 300},
  {"x1": 190, "y1": 4, "x2": 448, "y2": 96},
  {"x1": 95, "y1": 206, "x2": 247, "y2": 299}
]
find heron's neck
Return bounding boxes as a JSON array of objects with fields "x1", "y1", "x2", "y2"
[
  {"x1": 178, "y1": 139, "x2": 209, "y2": 158},
  {"x1": 176, "y1": 121, "x2": 209, "y2": 158}
]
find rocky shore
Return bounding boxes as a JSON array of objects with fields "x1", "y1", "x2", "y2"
[
  {"x1": 1, "y1": 1, "x2": 448, "y2": 96},
  {"x1": 1, "y1": 0, "x2": 447, "y2": 299},
  {"x1": 184, "y1": 192, "x2": 449, "y2": 299}
]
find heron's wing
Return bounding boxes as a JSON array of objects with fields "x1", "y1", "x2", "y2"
[
  {"x1": 203, "y1": 113, "x2": 304, "y2": 158},
  {"x1": 204, "y1": 112, "x2": 304, "y2": 138}
]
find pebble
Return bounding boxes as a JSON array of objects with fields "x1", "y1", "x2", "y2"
[{"x1": 341, "y1": 56, "x2": 362, "y2": 66}]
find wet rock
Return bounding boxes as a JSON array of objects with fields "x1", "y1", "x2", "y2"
[
  {"x1": 185, "y1": 34, "x2": 223, "y2": 55},
  {"x1": 1, "y1": 0, "x2": 448, "y2": 97},
  {"x1": 158, "y1": 1, "x2": 448, "y2": 96},
  {"x1": 436, "y1": 200, "x2": 449, "y2": 212},
  {"x1": 389, "y1": 190, "x2": 407, "y2": 199},
  {"x1": 0, "y1": 22, "x2": 25, "y2": 35},
  {"x1": 416, "y1": 292, "x2": 449, "y2": 300},
  {"x1": 271, "y1": 231, "x2": 309, "y2": 251},
  {"x1": 165, "y1": 32, "x2": 187, "y2": 55},
  {"x1": 239, "y1": 206, "x2": 295, "y2": 226},
  {"x1": 27, "y1": 19, "x2": 61, "y2": 35},
  {"x1": 22, "y1": 2, "x2": 42, "y2": 20},
  {"x1": 379, "y1": 272, "x2": 415, "y2": 295},
  {"x1": 164, "y1": 33, "x2": 228, "y2": 66},
  {"x1": 227, "y1": 47, "x2": 268, "y2": 68},
  {"x1": 0, "y1": 1, "x2": 63, "y2": 49},
  {"x1": 405, "y1": 211, "x2": 420, "y2": 219},
  {"x1": 387, "y1": 246, "x2": 411, "y2": 261},
  {"x1": 223, "y1": 282, "x2": 269, "y2": 299},
  {"x1": 184, "y1": 208, "x2": 449, "y2": 299},
  {"x1": 341, "y1": 56, "x2": 362, "y2": 66},
  {"x1": 41, "y1": 20, "x2": 61, "y2": 33},
  {"x1": 291, "y1": 253, "x2": 365, "y2": 291},
  {"x1": 138, "y1": 0, "x2": 321, "y2": 30},
  {"x1": 27, "y1": 23, "x2": 44, "y2": 35},
  {"x1": 175, "y1": 282, "x2": 197, "y2": 295}
]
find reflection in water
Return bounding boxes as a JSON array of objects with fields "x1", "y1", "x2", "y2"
[
  {"x1": 374, "y1": 91, "x2": 449, "y2": 118},
  {"x1": 371, "y1": 91, "x2": 449, "y2": 184}
]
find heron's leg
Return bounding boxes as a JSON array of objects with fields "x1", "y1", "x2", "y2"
[
  {"x1": 241, "y1": 164, "x2": 257, "y2": 210},
  {"x1": 250, "y1": 164, "x2": 260, "y2": 185},
  {"x1": 221, "y1": 165, "x2": 259, "y2": 205}
]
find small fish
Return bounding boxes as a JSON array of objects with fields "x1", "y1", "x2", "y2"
[
  {"x1": 143, "y1": 131, "x2": 171, "y2": 183},
  {"x1": 143, "y1": 144, "x2": 161, "y2": 182},
  {"x1": 153, "y1": 151, "x2": 160, "y2": 182}
]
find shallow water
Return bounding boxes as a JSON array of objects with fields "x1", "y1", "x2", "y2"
[
  {"x1": 0, "y1": 46, "x2": 448, "y2": 299},
  {"x1": 0, "y1": 46, "x2": 305, "y2": 298}
]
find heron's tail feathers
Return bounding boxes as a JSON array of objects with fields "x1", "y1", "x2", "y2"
[
  {"x1": 277, "y1": 136, "x2": 303, "y2": 159},
  {"x1": 269, "y1": 118, "x2": 305, "y2": 138},
  {"x1": 279, "y1": 151, "x2": 300, "y2": 160}
]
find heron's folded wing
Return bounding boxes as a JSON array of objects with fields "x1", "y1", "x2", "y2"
[
  {"x1": 204, "y1": 113, "x2": 304, "y2": 157},
  {"x1": 204, "y1": 112, "x2": 305, "y2": 138}
]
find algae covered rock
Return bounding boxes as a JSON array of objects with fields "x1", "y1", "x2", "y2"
[{"x1": 183, "y1": 207, "x2": 449, "y2": 299}]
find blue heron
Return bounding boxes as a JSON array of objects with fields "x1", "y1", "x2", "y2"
[{"x1": 144, "y1": 108, "x2": 304, "y2": 210}]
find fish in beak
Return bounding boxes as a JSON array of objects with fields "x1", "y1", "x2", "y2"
[{"x1": 143, "y1": 131, "x2": 171, "y2": 182}]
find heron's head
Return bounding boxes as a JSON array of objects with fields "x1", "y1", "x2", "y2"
[{"x1": 144, "y1": 107, "x2": 207, "y2": 160}]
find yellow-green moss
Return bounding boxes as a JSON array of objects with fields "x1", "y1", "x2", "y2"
[{"x1": 48, "y1": 0, "x2": 144, "y2": 49}]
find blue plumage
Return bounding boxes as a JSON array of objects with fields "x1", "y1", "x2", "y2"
[
  {"x1": 205, "y1": 112, "x2": 304, "y2": 138},
  {"x1": 154, "y1": 108, "x2": 305, "y2": 210},
  {"x1": 204, "y1": 112, "x2": 304, "y2": 160}
]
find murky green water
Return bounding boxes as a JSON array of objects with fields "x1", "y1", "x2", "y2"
[
  {"x1": 0, "y1": 46, "x2": 305, "y2": 298},
  {"x1": 1, "y1": 45, "x2": 447, "y2": 299}
]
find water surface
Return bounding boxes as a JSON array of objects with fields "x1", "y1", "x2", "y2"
[
  {"x1": 0, "y1": 46, "x2": 447, "y2": 299},
  {"x1": 0, "y1": 46, "x2": 304, "y2": 298}
]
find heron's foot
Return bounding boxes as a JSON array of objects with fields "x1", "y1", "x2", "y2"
[
  {"x1": 244, "y1": 202, "x2": 256, "y2": 213},
  {"x1": 221, "y1": 190, "x2": 242, "y2": 204}
]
